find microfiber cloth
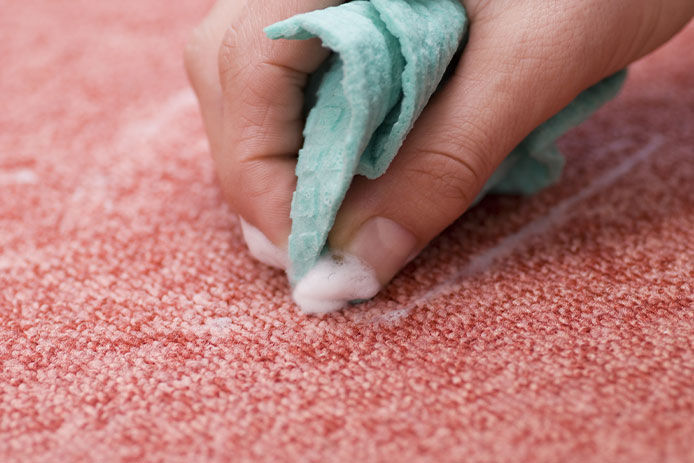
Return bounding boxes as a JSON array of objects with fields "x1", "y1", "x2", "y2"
[{"x1": 266, "y1": 0, "x2": 627, "y2": 283}]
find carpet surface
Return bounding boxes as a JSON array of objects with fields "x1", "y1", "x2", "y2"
[{"x1": 1, "y1": 1, "x2": 693, "y2": 462}]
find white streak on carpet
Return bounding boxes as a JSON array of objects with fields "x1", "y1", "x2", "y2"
[
  {"x1": 0, "y1": 169, "x2": 38, "y2": 185},
  {"x1": 381, "y1": 135, "x2": 666, "y2": 323}
]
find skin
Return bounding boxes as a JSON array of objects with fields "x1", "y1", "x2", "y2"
[{"x1": 185, "y1": 0, "x2": 693, "y2": 285}]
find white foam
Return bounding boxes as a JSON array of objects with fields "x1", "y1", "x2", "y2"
[
  {"x1": 239, "y1": 218, "x2": 289, "y2": 270},
  {"x1": 239, "y1": 219, "x2": 382, "y2": 314},
  {"x1": 292, "y1": 252, "x2": 382, "y2": 314}
]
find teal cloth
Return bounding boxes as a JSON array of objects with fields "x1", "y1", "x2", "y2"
[{"x1": 266, "y1": 0, "x2": 626, "y2": 283}]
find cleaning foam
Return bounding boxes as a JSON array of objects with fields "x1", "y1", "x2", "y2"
[
  {"x1": 292, "y1": 252, "x2": 381, "y2": 315},
  {"x1": 241, "y1": 218, "x2": 379, "y2": 314}
]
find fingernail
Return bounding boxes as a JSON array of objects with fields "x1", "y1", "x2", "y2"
[
  {"x1": 239, "y1": 218, "x2": 289, "y2": 270},
  {"x1": 344, "y1": 216, "x2": 418, "y2": 284}
]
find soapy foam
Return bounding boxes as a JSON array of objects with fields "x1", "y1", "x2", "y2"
[
  {"x1": 240, "y1": 219, "x2": 381, "y2": 314},
  {"x1": 239, "y1": 218, "x2": 289, "y2": 270},
  {"x1": 292, "y1": 252, "x2": 382, "y2": 314}
]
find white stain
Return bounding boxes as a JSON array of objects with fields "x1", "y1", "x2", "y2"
[
  {"x1": 115, "y1": 88, "x2": 197, "y2": 147},
  {"x1": 0, "y1": 168, "x2": 38, "y2": 185}
]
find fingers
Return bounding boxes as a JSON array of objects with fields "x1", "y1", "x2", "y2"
[
  {"x1": 217, "y1": 1, "x2": 342, "y2": 246},
  {"x1": 327, "y1": 1, "x2": 632, "y2": 285}
]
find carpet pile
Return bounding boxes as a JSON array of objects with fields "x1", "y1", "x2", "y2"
[{"x1": 1, "y1": 1, "x2": 692, "y2": 462}]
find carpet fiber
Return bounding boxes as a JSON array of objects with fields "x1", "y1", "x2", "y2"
[{"x1": 1, "y1": 1, "x2": 693, "y2": 462}]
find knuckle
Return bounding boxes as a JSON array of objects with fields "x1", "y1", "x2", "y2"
[
  {"x1": 405, "y1": 126, "x2": 495, "y2": 210},
  {"x1": 445, "y1": 118, "x2": 496, "y2": 176},
  {"x1": 224, "y1": 159, "x2": 269, "y2": 205},
  {"x1": 238, "y1": 160, "x2": 275, "y2": 200},
  {"x1": 407, "y1": 150, "x2": 478, "y2": 208}
]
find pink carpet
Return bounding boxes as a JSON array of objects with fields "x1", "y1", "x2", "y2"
[{"x1": 1, "y1": 1, "x2": 693, "y2": 462}]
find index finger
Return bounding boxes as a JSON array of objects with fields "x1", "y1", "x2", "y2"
[{"x1": 217, "y1": 1, "x2": 342, "y2": 246}]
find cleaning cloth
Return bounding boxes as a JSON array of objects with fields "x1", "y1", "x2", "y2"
[{"x1": 266, "y1": 0, "x2": 626, "y2": 284}]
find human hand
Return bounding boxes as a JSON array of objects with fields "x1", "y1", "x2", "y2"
[{"x1": 185, "y1": 0, "x2": 693, "y2": 299}]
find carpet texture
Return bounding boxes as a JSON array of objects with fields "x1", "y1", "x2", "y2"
[{"x1": 1, "y1": 1, "x2": 693, "y2": 462}]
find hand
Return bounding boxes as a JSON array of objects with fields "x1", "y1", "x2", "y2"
[{"x1": 185, "y1": 0, "x2": 693, "y2": 287}]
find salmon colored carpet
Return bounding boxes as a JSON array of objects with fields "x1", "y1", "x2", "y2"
[{"x1": 1, "y1": 1, "x2": 693, "y2": 462}]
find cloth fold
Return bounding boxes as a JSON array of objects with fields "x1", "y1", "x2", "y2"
[{"x1": 266, "y1": 0, "x2": 626, "y2": 283}]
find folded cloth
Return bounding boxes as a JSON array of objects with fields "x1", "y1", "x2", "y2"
[{"x1": 266, "y1": 0, "x2": 626, "y2": 284}]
